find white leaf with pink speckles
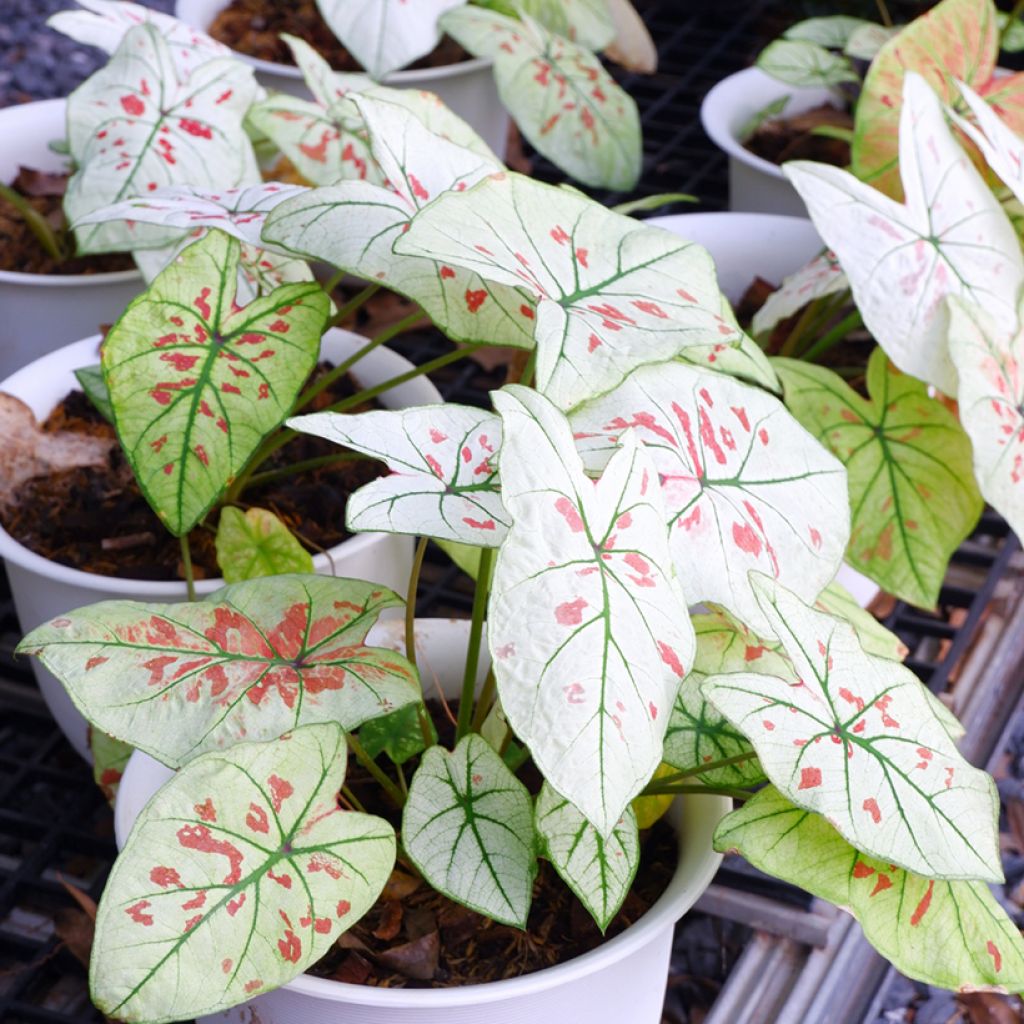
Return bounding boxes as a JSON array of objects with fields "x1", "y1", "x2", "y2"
[
  {"x1": 784, "y1": 72, "x2": 1024, "y2": 396},
  {"x1": 569, "y1": 362, "x2": 849, "y2": 634},
  {"x1": 89, "y1": 724, "x2": 394, "y2": 1023},
  {"x1": 263, "y1": 95, "x2": 535, "y2": 350},
  {"x1": 702, "y1": 574, "x2": 1002, "y2": 881},
  {"x1": 751, "y1": 250, "x2": 850, "y2": 337},
  {"x1": 441, "y1": 7, "x2": 641, "y2": 190},
  {"x1": 64, "y1": 24, "x2": 259, "y2": 254},
  {"x1": 947, "y1": 297, "x2": 1024, "y2": 540},
  {"x1": 488, "y1": 385, "x2": 694, "y2": 837},
  {"x1": 17, "y1": 575, "x2": 420, "y2": 769},
  {"x1": 288, "y1": 405, "x2": 508, "y2": 545},
  {"x1": 953, "y1": 78, "x2": 1024, "y2": 207},
  {"x1": 397, "y1": 172, "x2": 741, "y2": 411}
]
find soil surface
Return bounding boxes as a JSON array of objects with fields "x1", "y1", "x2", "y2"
[
  {"x1": 0, "y1": 365, "x2": 384, "y2": 581},
  {"x1": 209, "y1": 0, "x2": 468, "y2": 72},
  {"x1": 0, "y1": 168, "x2": 134, "y2": 276},
  {"x1": 744, "y1": 103, "x2": 852, "y2": 168}
]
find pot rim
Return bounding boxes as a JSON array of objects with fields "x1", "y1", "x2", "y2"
[{"x1": 0, "y1": 330, "x2": 438, "y2": 598}]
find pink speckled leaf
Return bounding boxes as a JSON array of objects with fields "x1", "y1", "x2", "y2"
[
  {"x1": 64, "y1": 24, "x2": 259, "y2": 253},
  {"x1": 786, "y1": 72, "x2": 1024, "y2": 396},
  {"x1": 570, "y1": 361, "x2": 849, "y2": 634},
  {"x1": 488, "y1": 385, "x2": 694, "y2": 836},
  {"x1": 954, "y1": 77, "x2": 1024, "y2": 206},
  {"x1": 397, "y1": 172, "x2": 741, "y2": 411},
  {"x1": 289, "y1": 405, "x2": 509, "y2": 545},
  {"x1": 17, "y1": 575, "x2": 419, "y2": 768},
  {"x1": 701, "y1": 574, "x2": 1001, "y2": 881},
  {"x1": 102, "y1": 230, "x2": 329, "y2": 536},
  {"x1": 851, "y1": 0, "x2": 1024, "y2": 199},
  {"x1": 264, "y1": 95, "x2": 536, "y2": 350},
  {"x1": 716, "y1": 786, "x2": 1024, "y2": 992},
  {"x1": 751, "y1": 250, "x2": 849, "y2": 337},
  {"x1": 441, "y1": 6, "x2": 641, "y2": 190},
  {"x1": 947, "y1": 296, "x2": 1024, "y2": 541},
  {"x1": 90, "y1": 723, "x2": 394, "y2": 1023}
]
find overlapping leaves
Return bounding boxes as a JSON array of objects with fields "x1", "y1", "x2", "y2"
[
  {"x1": 19, "y1": 574, "x2": 419, "y2": 768},
  {"x1": 751, "y1": 250, "x2": 848, "y2": 338}
]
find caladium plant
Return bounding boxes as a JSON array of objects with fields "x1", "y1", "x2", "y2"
[{"x1": 14, "y1": 32, "x2": 1024, "y2": 1024}]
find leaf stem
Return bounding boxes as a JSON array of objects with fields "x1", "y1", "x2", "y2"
[
  {"x1": 404, "y1": 537, "x2": 435, "y2": 750},
  {"x1": 455, "y1": 546, "x2": 495, "y2": 742},
  {"x1": 243, "y1": 452, "x2": 371, "y2": 492},
  {"x1": 179, "y1": 535, "x2": 196, "y2": 602},
  {"x1": 341, "y1": 784, "x2": 367, "y2": 813},
  {"x1": 776, "y1": 294, "x2": 831, "y2": 356},
  {"x1": 0, "y1": 181, "x2": 65, "y2": 262},
  {"x1": 328, "y1": 282, "x2": 380, "y2": 326},
  {"x1": 646, "y1": 751, "x2": 756, "y2": 789},
  {"x1": 874, "y1": 0, "x2": 893, "y2": 27},
  {"x1": 470, "y1": 666, "x2": 497, "y2": 733},
  {"x1": 801, "y1": 309, "x2": 863, "y2": 363},
  {"x1": 643, "y1": 783, "x2": 752, "y2": 801},
  {"x1": 346, "y1": 732, "x2": 405, "y2": 807}
]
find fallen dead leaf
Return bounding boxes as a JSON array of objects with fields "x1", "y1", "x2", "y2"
[
  {"x1": 376, "y1": 930, "x2": 440, "y2": 981},
  {"x1": 960, "y1": 991, "x2": 1022, "y2": 1024}
]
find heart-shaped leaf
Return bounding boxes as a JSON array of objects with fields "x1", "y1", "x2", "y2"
[
  {"x1": 263, "y1": 94, "x2": 536, "y2": 350},
  {"x1": 570, "y1": 361, "x2": 849, "y2": 634},
  {"x1": 788, "y1": 72, "x2": 1024, "y2": 396},
  {"x1": 518, "y1": 0, "x2": 615, "y2": 50},
  {"x1": 289, "y1": 405, "x2": 509, "y2": 545},
  {"x1": 103, "y1": 230, "x2": 328, "y2": 536},
  {"x1": 91, "y1": 723, "x2": 395, "y2": 1023},
  {"x1": 663, "y1": 610, "x2": 774, "y2": 787},
  {"x1": 441, "y1": 6, "x2": 641, "y2": 190},
  {"x1": 844, "y1": 23, "x2": 898, "y2": 60},
  {"x1": 716, "y1": 786, "x2": 1024, "y2": 992},
  {"x1": 314, "y1": 0, "x2": 464, "y2": 79},
  {"x1": 397, "y1": 171, "x2": 742, "y2": 411},
  {"x1": 18, "y1": 574, "x2": 420, "y2": 768},
  {"x1": 489, "y1": 385, "x2": 694, "y2": 836},
  {"x1": 784, "y1": 15, "x2": 874, "y2": 49},
  {"x1": 954, "y1": 77, "x2": 1024, "y2": 207},
  {"x1": 946, "y1": 296, "x2": 1024, "y2": 540},
  {"x1": 751, "y1": 250, "x2": 848, "y2": 338},
  {"x1": 535, "y1": 781, "x2": 639, "y2": 932},
  {"x1": 65, "y1": 24, "x2": 259, "y2": 253},
  {"x1": 702, "y1": 575, "x2": 1002, "y2": 881},
  {"x1": 852, "y1": 0, "x2": 1024, "y2": 199},
  {"x1": 359, "y1": 703, "x2": 436, "y2": 766},
  {"x1": 774, "y1": 348, "x2": 983, "y2": 608},
  {"x1": 756, "y1": 39, "x2": 858, "y2": 88},
  {"x1": 402, "y1": 734, "x2": 537, "y2": 927},
  {"x1": 215, "y1": 507, "x2": 314, "y2": 583}
]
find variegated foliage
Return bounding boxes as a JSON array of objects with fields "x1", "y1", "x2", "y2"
[
  {"x1": 751, "y1": 250, "x2": 849, "y2": 338},
  {"x1": 774, "y1": 348, "x2": 983, "y2": 608},
  {"x1": 785, "y1": 72, "x2": 1024, "y2": 396},
  {"x1": 570, "y1": 361, "x2": 848, "y2": 634},
  {"x1": 397, "y1": 171, "x2": 750, "y2": 411},
  {"x1": 263, "y1": 94, "x2": 536, "y2": 350},
  {"x1": 289, "y1": 405, "x2": 508, "y2": 545},
  {"x1": 91, "y1": 724, "x2": 394, "y2": 1022},
  {"x1": 18, "y1": 575, "x2": 419, "y2": 768},
  {"x1": 702, "y1": 575, "x2": 1002, "y2": 881},
  {"x1": 488, "y1": 385, "x2": 694, "y2": 837},
  {"x1": 65, "y1": 24, "x2": 259, "y2": 253}
]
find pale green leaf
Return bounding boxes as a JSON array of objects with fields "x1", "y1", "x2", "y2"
[
  {"x1": 813, "y1": 581, "x2": 907, "y2": 662},
  {"x1": 74, "y1": 364, "x2": 113, "y2": 422},
  {"x1": 90, "y1": 729, "x2": 132, "y2": 806},
  {"x1": 518, "y1": 0, "x2": 616, "y2": 51},
  {"x1": 215, "y1": 507, "x2": 314, "y2": 583},
  {"x1": 843, "y1": 22, "x2": 898, "y2": 60},
  {"x1": 783, "y1": 15, "x2": 874, "y2": 49},
  {"x1": 756, "y1": 39, "x2": 858, "y2": 89},
  {"x1": 737, "y1": 95, "x2": 790, "y2": 143},
  {"x1": 611, "y1": 192, "x2": 697, "y2": 217}
]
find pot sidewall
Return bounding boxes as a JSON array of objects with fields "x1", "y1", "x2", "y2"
[
  {"x1": 0, "y1": 330, "x2": 440, "y2": 759},
  {"x1": 0, "y1": 99, "x2": 143, "y2": 378},
  {"x1": 175, "y1": 0, "x2": 510, "y2": 157},
  {"x1": 700, "y1": 67, "x2": 837, "y2": 216},
  {"x1": 116, "y1": 618, "x2": 729, "y2": 1024}
]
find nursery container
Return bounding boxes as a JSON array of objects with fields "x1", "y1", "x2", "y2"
[
  {"x1": 0, "y1": 329, "x2": 441, "y2": 760},
  {"x1": 700, "y1": 67, "x2": 837, "y2": 216},
  {"x1": 176, "y1": 0, "x2": 510, "y2": 158},
  {"x1": 117, "y1": 616, "x2": 730, "y2": 1024},
  {"x1": 0, "y1": 98, "x2": 143, "y2": 380}
]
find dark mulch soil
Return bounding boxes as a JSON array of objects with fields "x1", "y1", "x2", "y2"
[
  {"x1": 744, "y1": 103, "x2": 852, "y2": 169},
  {"x1": 208, "y1": 0, "x2": 469, "y2": 72},
  {"x1": 0, "y1": 365, "x2": 384, "y2": 581}
]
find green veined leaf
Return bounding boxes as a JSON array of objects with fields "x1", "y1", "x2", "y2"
[
  {"x1": 359, "y1": 702, "x2": 436, "y2": 765},
  {"x1": 786, "y1": 72, "x2": 1024, "y2": 396},
  {"x1": 489, "y1": 385, "x2": 694, "y2": 836},
  {"x1": 702, "y1": 574, "x2": 1002, "y2": 881},
  {"x1": 517, "y1": 0, "x2": 616, "y2": 51},
  {"x1": 74, "y1": 364, "x2": 113, "y2": 422},
  {"x1": 215, "y1": 507, "x2": 314, "y2": 583},
  {"x1": 102, "y1": 230, "x2": 329, "y2": 536},
  {"x1": 737, "y1": 95, "x2": 791, "y2": 143},
  {"x1": 955, "y1": 78, "x2": 1024, "y2": 208},
  {"x1": 403, "y1": 734, "x2": 537, "y2": 927},
  {"x1": 843, "y1": 22, "x2": 898, "y2": 60},
  {"x1": 999, "y1": 11, "x2": 1024, "y2": 51},
  {"x1": 91, "y1": 723, "x2": 395, "y2": 1023},
  {"x1": 756, "y1": 39, "x2": 858, "y2": 89},
  {"x1": 812, "y1": 581, "x2": 907, "y2": 662},
  {"x1": 751, "y1": 250, "x2": 848, "y2": 338},
  {"x1": 90, "y1": 728, "x2": 132, "y2": 806},
  {"x1": 441, "y1": 6, "x2": 641, "y2": 190},
  {"x1": 716, "y1": 786, "x2": 1024, "y2": 991},
  {"x1": 783, "y1": 15, "x2": 875, "y2": 49},
  {"x1": 774, "y1": 347, "x2": 983, "y2": 608},
  {"x1": 18, "y1": 574, "x2": 420, "y2": 768},
  {"x1": 536, "y1": 781, "x2": 639, "y2": 932}
]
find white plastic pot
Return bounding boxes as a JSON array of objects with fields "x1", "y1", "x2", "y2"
[
  {"x1": 646, "y1": 211, "x2": 881, "y2": 608},
  {"x1": 700, "y1": 67, "x2": 839, "y2": 216},
  {"x1": 176, "y1": 0, "x2": 510, "y2": 158},
  {"x1": 0, "y1": 328, "x2": 441, "y2": 760},
  {"x1": 0, "y1": 99, "x2": 143, "y2": 380},
  {"x1": 116, "y1": 617, "x2": 729, "y2": 1024}
]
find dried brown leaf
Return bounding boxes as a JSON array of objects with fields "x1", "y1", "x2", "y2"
[{"x1": 376, "y1": 930, "x2": 440, "y2": 981}]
